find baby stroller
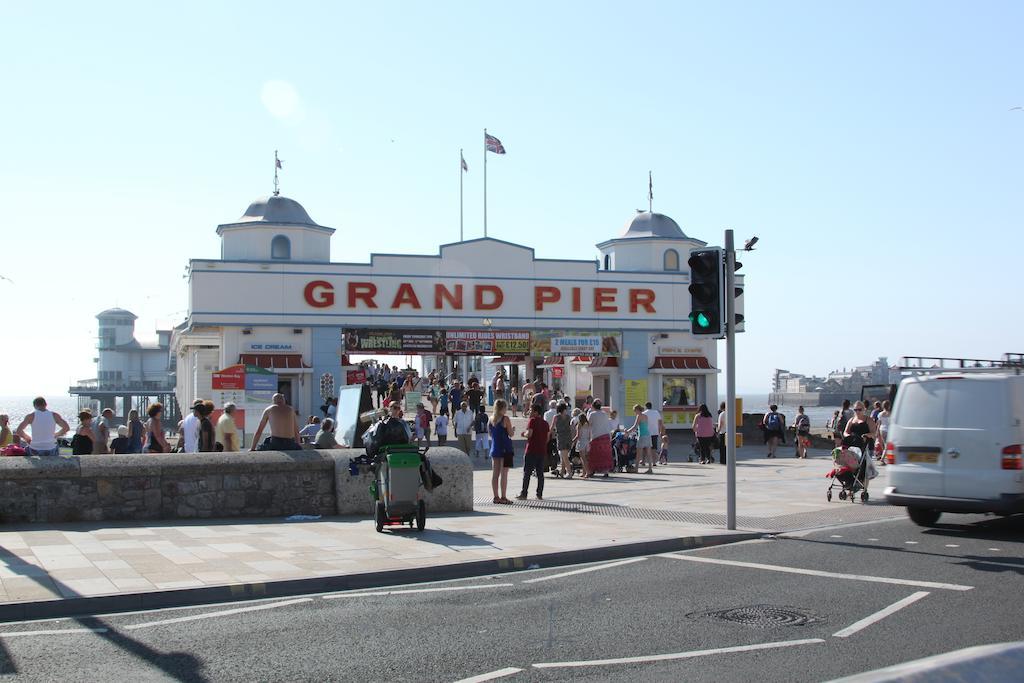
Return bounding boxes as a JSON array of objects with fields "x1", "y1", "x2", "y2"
[
  {"x1": 567, "y1": 439, "x2": 584, "y2": 476},
  {"x1": 826, "y1": 435, "x2": 873, "y2": 503},
  {"x1": 613, "y1": 431, "x2": 637, "y2": 473}
]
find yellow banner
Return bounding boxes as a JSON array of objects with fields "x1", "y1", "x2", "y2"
[{"x1": 624, "y1": 379, "x2": 648, "y2": 410}]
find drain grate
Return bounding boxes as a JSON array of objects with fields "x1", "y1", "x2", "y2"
[{"x1": 688, "y1": 605, "x2": 824, "y2": 629}]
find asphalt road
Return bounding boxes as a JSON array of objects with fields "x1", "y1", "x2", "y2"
[{"x1": 0, "y1": 513, "x2": 1021, "y2": 682}]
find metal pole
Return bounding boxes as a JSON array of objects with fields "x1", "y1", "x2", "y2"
[
  {"x1": 725, "y1": 229, "x2": 737, "y2": 530},
  {"x1": 459, "y1": 148, "x2": 464, "y2": 241},
  {"x1": 483, "y1": 129, "x2": 488, "y2": 238}
]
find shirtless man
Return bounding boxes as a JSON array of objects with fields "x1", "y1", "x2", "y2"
[{"x1": 249, "y1": 393, "x2": 302, "y2": 451}]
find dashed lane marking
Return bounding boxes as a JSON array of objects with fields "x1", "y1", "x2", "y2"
[
  {"x1": 452, "y1": 667, "x2": 523, "y2": 683},
  {"x1": 833, "y1": 592, "x2": 930, "y2": 638},
  {"x1": 323, "y1": 584, "x2": 514, "y2": 599},
  {"x1": 521, "y1": 557, "x2": 646, "y2": 584},
  {"x1": 532, "y1": 638, "x2": 825, "y2": 668},
  {"x1": 125, "y1": 598, "x2": 312, "y2": 630},
  {"x1": 945, "y1": 544, "x2": 960, "y2": 548},
  {"x1": 660, "y1": 553, "x2": 973, "y2": 591}
]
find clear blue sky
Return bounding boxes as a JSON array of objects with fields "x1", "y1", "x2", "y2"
[{"x1": 2, "y1": 1, "x2": 1022, "y2": 395}]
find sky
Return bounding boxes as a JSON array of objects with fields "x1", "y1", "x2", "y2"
[{"x1": 1, "y1": 1, "x2": 1022, "y2": 395}]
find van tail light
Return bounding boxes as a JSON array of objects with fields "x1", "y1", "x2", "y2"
[
  {"x1": 885, "y1": 442, "x2": 895, "y2": 465},
  {"x1": 1001, "y1": 445, "x2": 1023, "y2": 470}
]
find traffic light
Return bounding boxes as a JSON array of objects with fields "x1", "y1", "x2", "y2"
[
  {"x1": 732, "y1": 259, "x2": 745, "y2": 329},
  {"x1": 688, "y1": 248, "x2": 724, "y2": 336}
]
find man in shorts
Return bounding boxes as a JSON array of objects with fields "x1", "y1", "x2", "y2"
[
  {"x1": 643, "y1": 402, "x2": 664, "y2": 458},
  {"x1": 249, "y1": 393, "x2": 302, "y2": 451},
  {"x1": 517, "y1": 404, "x2": 550, "y2": 500}
]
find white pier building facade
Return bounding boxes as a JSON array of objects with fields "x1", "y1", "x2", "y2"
[{"x1": 174, "y1": 193, "x2": 734, "y2": 435}]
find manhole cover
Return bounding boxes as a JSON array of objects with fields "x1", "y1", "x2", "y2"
[{"x1": 687, "y1": 605, "x2": 823, "y2": 629}]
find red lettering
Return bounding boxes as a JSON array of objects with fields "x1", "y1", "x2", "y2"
[
  {"x1": 347, "y1": 282, "x2": 378, "y2": 308},
  {"x1": 391, "y1": 283, "x2": 422, "y2": 309},
  {"x1": 304, "y1": 280, "x2": 334, "y2": 308},
  {"x1": 534, "y1": 286, "x2": 560, "y2": 311},
  {"x1": 572, "y1": 287, "x2": 581, "y2": 312},
  {"x1": 434, "y1": 284, "x2": 464, "y2": 310},
  {"x1": 475, "y1": 285, "x2": 503, "y2": 310},
  {"x1": 629, "y1": 288, "x2": 656, "y2": 313},
  {"x1": 594, "y1": 287, "x2": 618, "y2": 313}
]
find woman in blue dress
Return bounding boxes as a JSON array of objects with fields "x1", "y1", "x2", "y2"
[{"x1": 488, "y1": 399, "x2": 515, "y2": 504}]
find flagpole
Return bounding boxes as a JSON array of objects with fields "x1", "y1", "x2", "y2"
[
  {"x1": 483, "y1": 128, "x2": 488, "y2": 238},
  {"x1": 459, "y1": 148, "x2": 464, "y2": 242}
]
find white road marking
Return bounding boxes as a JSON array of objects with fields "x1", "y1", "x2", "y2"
[
  {"x1": 452, "y1": 667, "x2": 523, "y2": 683},
  {"x1": 0, "y1": 628, "x2": 108, "y2": 637},
  {"x1": 660, "y1": 554, "x2": 973, "y2": 591},
  {"x1": 830, "y1": 535, "x2": 843, "y2": 538},
  {"x1": 533, "y1": 638, "x2": 825, "y2": 668},
  {"x1": 868, "y1": 538, "x2": 879, "y2": 541},
  {"x1": 323, "y1": 584, "x2": 514, "y2": 599},
  {"x1": 988, "y1": 548, "x2": 1001, "y2": 552},
  {"x1": 945, "y1": 544, "x2": 960, "y2": 548},
  {"x1": 126, "y1": 597, "x2": 312, "y2": 629},
  {"x1": 521, "y1": 557, "x2": 646, "y2": 584},
  {"x1": 905, "y1": 541, "x2": 919, "y2": 545},
  {"x1": 832, "y1": 591, "x2": 930, "y2": 638}
]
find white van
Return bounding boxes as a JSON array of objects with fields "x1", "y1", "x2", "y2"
[{"x1": 883, "y1": 372, "x2": 1024, "y2": 526}]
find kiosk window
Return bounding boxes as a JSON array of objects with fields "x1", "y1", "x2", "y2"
[{"x1": 662, "y1": 376, "x2": 697, "y2": 406}]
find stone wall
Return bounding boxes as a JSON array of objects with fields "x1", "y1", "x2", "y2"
[{"x1": 0, "y1": 448, "x2": 473, "y2": 524}]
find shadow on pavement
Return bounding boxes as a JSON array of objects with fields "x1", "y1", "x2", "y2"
[{"x1": 0, "y1": 544, "x2": 208, "y2": 681}]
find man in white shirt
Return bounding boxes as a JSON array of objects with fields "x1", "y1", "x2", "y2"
[
  {"x1": 15, "y1": 396, "x2": 70, "y2": 456},
  {"x1": 453, "y1": 401, "x2": 474, "y2": 455},
  {"x1": 181, "y1": 400, "x2": 203, "y2": 453},
  {"x1": 716, "y1": 401, "x2": 727, "y2": 465},
  {"x1": 643, "y1": 401, "x2": 664, "y2": 453}
]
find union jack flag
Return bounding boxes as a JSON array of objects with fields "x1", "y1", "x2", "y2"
[
  {"x1": 276, "y1": 157, "x2": 283, "y2": 169},
  {"x1": 484, "y1": 133, "x2": 506, "y2": 155},
  {"x1": 461, "y1": 153, "x2": 468, "y2": 172}
]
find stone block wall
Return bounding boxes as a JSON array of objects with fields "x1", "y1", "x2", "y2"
[{"x1": 0, "y1": 448, "x2": 473, "y2": 523}]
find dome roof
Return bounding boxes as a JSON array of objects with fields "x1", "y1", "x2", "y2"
[
  {"x1": 96, "y1": 308, "x2": 137, "y2": 320},
  {"x1": 620, "y1": 211, "x2": 687, "y2": 239},
  {"x1": 234, "y1": 195, "x2": 321, "y2": 227}
]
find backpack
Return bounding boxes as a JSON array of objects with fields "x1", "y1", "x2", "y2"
[
  {"x1": 795, "y1": 414, "x2": 810, "y2": 434},
  {"x1": 766, "y1": 412, "x2": 782, "y2": 430}
]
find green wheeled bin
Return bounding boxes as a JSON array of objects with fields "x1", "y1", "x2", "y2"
[{"x1": 372, "y1": 445, "x2": 427, "y2": 533}]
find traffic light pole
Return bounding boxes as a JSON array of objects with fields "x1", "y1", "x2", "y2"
[{"x1": 725, "y1": 229, "x2": 737, "y2": 530}]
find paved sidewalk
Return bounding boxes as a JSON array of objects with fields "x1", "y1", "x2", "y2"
[{"x1": 0, "y1": 444, "x2": 902, "y2": 619}]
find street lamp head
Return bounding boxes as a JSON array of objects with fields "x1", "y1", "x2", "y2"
[{"x1": 744, "y1": 236, "x2": 759, "y2": 251}]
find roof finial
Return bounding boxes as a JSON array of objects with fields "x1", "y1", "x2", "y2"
[
  {"x1": 273, "y1": 150, "x2": 283, "y2": 196},
  {"x1": 648, "y1": 170, "x2": 653, "y2": 213}
]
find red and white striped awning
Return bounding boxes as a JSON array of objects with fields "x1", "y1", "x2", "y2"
[
  {"x1": 240, "y1": 353, "x2": 310, "y2": 369},
  {"x1": 537, "y1": 356, "x2": 564, "y2": 368},
  {"x1": 589, "y1": 356, "x2": 619, "y2": 369},
  {"x1": 490, "y1": 355, "x2": 525, "y2": 364},
  {"x1": 649, "y1": 356, "x2": 713, "y2": 371},
  {"x1": 569, "y1": 356, "x2": 593, "y2": 364}
]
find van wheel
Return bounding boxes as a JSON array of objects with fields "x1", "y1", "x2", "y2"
[
  {"x1": 374, "y1": 502, "x2": 386, "y2": 533},
  {"x1": 907, "y1": 507, "x2": 941, "y2": 527},
  {"x1": 416, "y1": 500, "x2": 426, "y2": 531}
]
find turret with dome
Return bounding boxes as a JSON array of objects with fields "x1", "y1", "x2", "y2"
[
  {"x1": 596, "y1": 208, "x2": 706, "y2": 273},
  {"x1": 216, "y1": 194, "x2": 335, "y2": 262}
]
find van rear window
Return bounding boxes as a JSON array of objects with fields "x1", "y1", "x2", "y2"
[{"x1": 893, "y1": 381, "x2": 946, "y2": 428}]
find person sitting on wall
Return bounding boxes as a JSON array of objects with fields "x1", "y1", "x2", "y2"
[
  {"x1": 249, "y1": 393, "x2": 302, "y2": 452},
  {"x1": 314, "y1": 418, "x2": 338, "y2": 449}
]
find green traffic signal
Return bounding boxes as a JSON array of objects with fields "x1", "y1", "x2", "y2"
[{"x1": 695, "y1": 312, "x2": 711, "y2": 329}]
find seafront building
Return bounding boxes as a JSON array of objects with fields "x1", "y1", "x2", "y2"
[
  {"x1": 172, "y1": 191, "x2": 741, "y2": 441},
  {"x1": 68, "y1": 308, "x2": 179, "y2": 423}
]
